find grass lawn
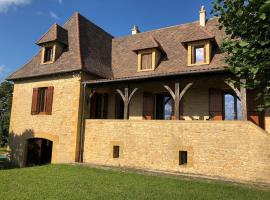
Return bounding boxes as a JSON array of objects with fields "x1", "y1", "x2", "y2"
[{"x1": 0, "y1": 164, "x2": 270, "y2": 200}]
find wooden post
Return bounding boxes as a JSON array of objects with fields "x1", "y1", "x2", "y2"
[
  {"x1": 163, "y1": 81, "x2": 193, "y2": 120},
  {"x1": 224, "y1": 80, "x2": 247, "y2": 120},
  {"x1": 240, "y1": 79, "x2": 248, "y2": 120},
  {"x1": 116, "y1": 87, "x2": 138, "y2": 120}
]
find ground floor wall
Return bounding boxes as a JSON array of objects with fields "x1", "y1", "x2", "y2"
[
  {"x1": 9, "y1": 73, "x2": 82, "y2": 166},
  {"x1": 84, "y1": 120, "x2": 270, "y2": 184}
]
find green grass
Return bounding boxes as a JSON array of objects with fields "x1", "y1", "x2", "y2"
[{"x1": 0, "y1": 164, "x2": 269, "y2": 200}]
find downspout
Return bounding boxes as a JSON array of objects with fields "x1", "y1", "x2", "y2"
[{"x1": 78, "y1": 83, "x2": 86, "y2": 163}]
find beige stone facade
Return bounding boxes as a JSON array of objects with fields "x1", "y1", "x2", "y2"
[
  {"x1": 9, "y1": 73, "x2": 82, "y2": 166},
  {"x1": 83, "y1": 120, "x2": 270, "y2": 184}
]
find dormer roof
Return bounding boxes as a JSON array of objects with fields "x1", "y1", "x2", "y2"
[
  {"x1": 132, "y1": 35, "x2": 160, "y2": 52},
  {"x1": 36, "y1": 23, "x2": 68, "y2": 46},
  {"x1": 181, "y1": 26, "x2": 215, "y2": 43}
]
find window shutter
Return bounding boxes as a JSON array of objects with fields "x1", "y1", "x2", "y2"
[
  {"x1": 209, "y1": 89, "x2": 223, "y2": 120},
  {"x1": 45, "y1": 86, "x2": 54, "y2": 115},
  {"x1": 31, "y1": 88, "x2": 39, "y2": 115},
  {"x1": 143, "y1": 93, "x2": 154, "y2": 120},
  {"x1": 102, "y1": 93, "x2": 108, "y2": 119},
  {"x1": 90, "y1": 93, "x2": 97, "y2": 119}
]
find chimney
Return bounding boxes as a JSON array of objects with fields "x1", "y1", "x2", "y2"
[
  {"x1": 132, "y1": 25, "x2": 140, "y2": 35},
  {"x1": 199, "y1": 6, "x2": 206, "y2": 27}
]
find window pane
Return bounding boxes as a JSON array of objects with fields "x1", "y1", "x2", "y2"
[
  {"x1": 38, "y1": 88, "x2": 47, "y2": 113},
  {"x1": 44, "y1": 47, "x2": 53, "y2": 63},
  {"x1": 195, "y1": 47, "x2": 205, "y2": 63},
  {"x1": 141, "y1": 53, "x2": 152, "y2": 70},
  {"x1": 224, "y1": 94, "x2": 234, "y2": 120},
  {"x1": 164, "y1": 96, "x2": 173, "y2": 120}
]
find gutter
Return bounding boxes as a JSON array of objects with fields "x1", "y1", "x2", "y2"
[{"x1": 83, "y1": 68, "x2": 229, "y2": 86}]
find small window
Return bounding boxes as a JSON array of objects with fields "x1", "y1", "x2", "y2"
[
  {"x1": 38, "y1": 88, "x2": 48, "y2": 113},
  {"x1": 188, "y1": 41, "x2": 211, "y2": 66},
  {"x1": 179, "y1": 151, "x2": 188, "y2": 165},
  {"x1": 194, "y1": 46, "x2": 205, "y2": 63},
  {"x1": 141, "y1": 53, "x2": 152, "y2": 70},
  {"x1": 43, "y1": 46, "x2": 54, "y2": 63},
  {"x1": 113, "y1": 146, "x2": 120, "y2": 158}
]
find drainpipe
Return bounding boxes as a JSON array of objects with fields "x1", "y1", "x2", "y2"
[{"x1": 78, "y1": 83, "x2": 86, "y2": 163}]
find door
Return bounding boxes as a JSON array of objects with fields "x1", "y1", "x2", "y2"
[{"x1": 26, "y1": 138, "x2": 53, "y2": 166}]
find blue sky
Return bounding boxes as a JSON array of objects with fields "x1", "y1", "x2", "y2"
[{"x1": 0, "y1": 0, "x2": 214, "y2": 81}]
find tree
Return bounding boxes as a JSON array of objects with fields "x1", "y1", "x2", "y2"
[
  {"x1": 0, "y1": 81, "x2": 13, "y2": 147},
  {"x1": 211, "y1": 0, "x2": 270, "y2": 109}
]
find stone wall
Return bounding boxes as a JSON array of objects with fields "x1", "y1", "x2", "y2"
[
  {"x1": 9, "y1": 73, "x2": 82, "y2": 166},
  {"x1": 84, "y1": 120, "x2": 270, "y2": 184}
]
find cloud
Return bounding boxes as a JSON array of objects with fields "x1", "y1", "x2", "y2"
[
  {"x1": 0, "y1": 65, "x2": 6, "y2": 74},
  {"x1": 49, "y1": 11, "x2": 59, "y2": 19},
  {"x1": 0, "y1": 0, "x2": 31, "y2": 13},
  {"x1": 58, "y1": 0, "x2": 62, "y2": 4}
]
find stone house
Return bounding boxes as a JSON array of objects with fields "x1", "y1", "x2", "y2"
[{"x1": 7, "y1": 7, "x2": 270, "y2": 184}]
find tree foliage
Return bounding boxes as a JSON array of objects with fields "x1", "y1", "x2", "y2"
[
  {"x1": 0, "y1": 81, "x2": 13, "y2": 147},
  {"x1": 211, "y1": 0, "x2": 270, "y2": 108}
]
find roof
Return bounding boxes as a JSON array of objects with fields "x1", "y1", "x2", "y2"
[
  {"x1": 7, "y1": 14, "x2": 226, "y2": 81},
  {"x1": 7, "y1": 13, "x2": 113, "y2": 81},
  {"x1": 36, "y1": 23, "x2": 68, "y2": 46},
  {"x1": 111, "y1": 18, "x2": 226, "y2": 80}
]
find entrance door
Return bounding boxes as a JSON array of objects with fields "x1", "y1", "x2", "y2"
[{"x1": 26, "y1": 138, "x2": 53, "y2": 166}]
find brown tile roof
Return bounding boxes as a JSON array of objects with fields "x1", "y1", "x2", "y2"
[
  {"x1": 36, "y1": 23, "x2": 68, "y2": 46},
  {"x1": 132, "y1": 35, "x2": 160, "y2": 51},
  {"x1": 7, "y1": 13, "x2": 113, "y2": 80},
  {"x1": 7, "y1": 14, "x2": 226, "y2": 81},
  {"x1": 111, "y1": 18, "x2": 226, "y2": 80}
]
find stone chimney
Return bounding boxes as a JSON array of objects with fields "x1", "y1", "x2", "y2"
[
  {"x1": 132, "y1": 25, "x2": 140, "y2": 35},
  {"x1": 199, "y1": 6, "x2": 206, "y2": 27}
]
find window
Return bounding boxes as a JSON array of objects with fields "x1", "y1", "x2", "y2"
[
  {"x1": 137, "y1": 49, "x2": 160, "y2": 71},
  {"x1": 31, "y1": 87, "x2": 54, "y2": 115},
  {"x1": 141, "y1": 53, "x2": 152, "y2": 70},
  {"x1": 90, "y1": 93, "x2": 108, "y2": 119},
  {"x1": 194, "y1": 46, "x2": 205, "y2": 63},
  {"x1": 188, "y1": 41, "x2": 211, "y2": 66},
  {"x1": 179, "y1": 151, "x2": 188, "y2": 165},
  {"x1": 113, "y1": 146, "x2": 120, "y2": 158},
  {"x1": 38, "y1": 88, "x2": 48, "y2": 113},
  {"x1": 224, "y1": 93, "x2": 242, "y2": 120},
  {"x1": 43, "y1": 46, "x2": 54, "y2": 63}
]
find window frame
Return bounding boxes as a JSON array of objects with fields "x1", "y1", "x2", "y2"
[
  {"x1": 38, "y1": 87, "x2": 48, "y2": 114},
  {"x1": 137, "y1": 49, "x2": 160, "y2": 72},
  {"x1": 188, "y1": 40, "x2": 211, "y2": 66},
  {"x1": 41, "y1": 43, "x2": 56, "y2": 65}
]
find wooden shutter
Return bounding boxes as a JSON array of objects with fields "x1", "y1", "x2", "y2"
[
  {"x1": 247, "y1": 90, "x2": 265, "y2": 128},
  {"x1": 142, "y1": 53, "x2": 152, "y2": 70},
  {"x1": 31, "y1": 88, "x2": 39, "y2": 115},
  {"x1": 209, "y1": 89, "x2": 224, "y2": 120},
  {"x1": 102, "y1": 93, "x2": 108, "y2": 119},
  {"x1": 143, "y1": 93, "x2": 154, "y2": 120},
  {"x1": 45, "y1": 86, "x2": 54, "y2": 115},
  {"x1": 90, "y1": 93, "x2": 97, "y2": 119}
]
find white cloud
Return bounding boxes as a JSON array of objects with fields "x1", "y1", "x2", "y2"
[
  {"x1": 49, "y1": 10, "x2": 59, "y2": 19},
  {"x1": 0, "y1": 65, "x2": 6, "y2": 74},
  {"x1": 0, "y1": 0, "x2": 31, "y2": 13}
]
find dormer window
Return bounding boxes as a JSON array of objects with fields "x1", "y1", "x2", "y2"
[
  {"x1": 41, "y1": 44, "x2": 56, "y2": 64},
  {"x1": 137, "y1": 49, "x2": 160, "y2": 72},
  {"x1": 141, "y1": 52, "x2": 152, "y2": 70},
  {"x1": 44, "y1": 46, "x2": 54, "y2": 63},
  {"x1": 188, "y1": 40, "x2": 212, "y2": 66}
]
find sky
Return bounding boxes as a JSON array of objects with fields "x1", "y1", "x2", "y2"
[{"x1": 0, "y1": 0, "x2": 215, "y2": 81}]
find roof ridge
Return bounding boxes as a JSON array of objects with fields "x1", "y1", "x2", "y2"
[
  {"x1": 75, "y1": 13, "x2": 83, "y2": 69},
  {"x1": 113, "y1": 17, "x2": 217, "y2": 41}
]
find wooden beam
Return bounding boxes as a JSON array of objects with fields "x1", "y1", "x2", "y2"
[
  {"x1": 162, "y1": 81, "x2": 193, "y2": 120},
  {"x1": 116, "y1": 87, "x2": 138, "y2": 120},
  {"x1": 180, "y1": 83, "x2": 193, "y2": 100},
  {"x1": 224, "y1": 81, "x2": 241, "y2": 98}
]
